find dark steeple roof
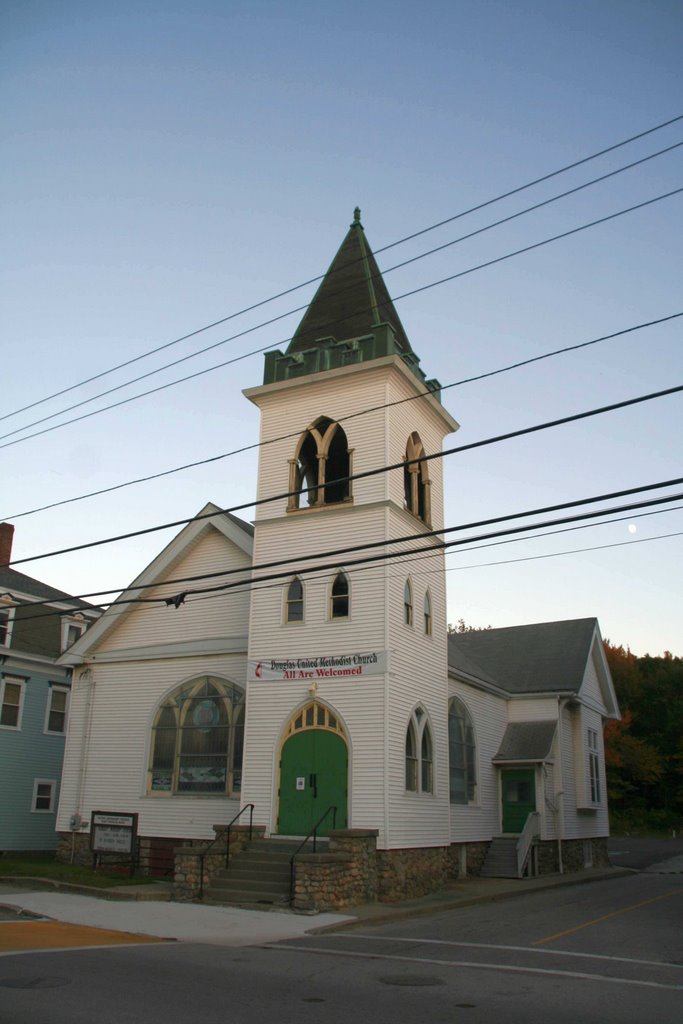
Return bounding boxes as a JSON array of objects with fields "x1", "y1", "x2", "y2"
[{"x1": 287, "y1": 208, "x2": 413, "y2": 354}]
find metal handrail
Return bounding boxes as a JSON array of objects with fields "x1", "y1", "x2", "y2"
[
  {"x1": 516, "y1": 811, "x2": 540, "y2": 878},
  {"x1": 289, "y1": 805, "x2": 337, "y2": 903},
  {"x1": 198, "y1": 803, "x2": 254, "y2": 899}
]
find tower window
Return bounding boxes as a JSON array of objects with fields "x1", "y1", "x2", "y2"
[
  {"x1": 330, "y1": 572, "x2": 350, "y2": 619},
  {"x1": 404, "y1": 432, "x2": 431, "y2": 525},
  {"x1": 285, "y1": 577, "x2": 304, "y2": 623},
  {"x1": 424, "y1": 591, "x2": 432, "y2": 636},
  {"x1": 404, "y1": 579, "x2": 413, "y2": 626},
  {"x1": 289, "y1": 418, "x2": 352, "y2": 510}
]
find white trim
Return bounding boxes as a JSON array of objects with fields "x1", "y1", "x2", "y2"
[
  {"x1": 32, "y1": 778, "x2": 56, "y2": 813},
  {"x1": 44, "y1": 684, "x2": 70, "y2": 736},
  {"x1": 0, "y1": 600, "x2": 16, "y2": 647},
  {"x1": 61, "y1": 615, "x2": 87, "y2": 653},
  {"x1": 0, "y1": 675, "x2": 25, "y2": 730}
]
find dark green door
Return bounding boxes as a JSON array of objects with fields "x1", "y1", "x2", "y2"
[
  {"x1": 278, "y1": 730, "x2": 347, "y2": 836},
  {"x1": 501, "y1": 768, "x2": 536, "y2": 833}
]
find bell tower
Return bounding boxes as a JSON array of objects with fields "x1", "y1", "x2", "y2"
[{"x1": 242, "y1": 210, "x2": 458, "y2": 848}]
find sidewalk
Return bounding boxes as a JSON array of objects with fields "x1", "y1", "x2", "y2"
[{"x1": 0, "y1": 866, "x2": 631, "y2": 948}]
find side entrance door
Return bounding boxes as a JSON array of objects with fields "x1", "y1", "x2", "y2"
[
  {"x1": 278, "y1": 729, "x2": 348, "y2": 836},
  {"x1": 501, "y1": 768, "x2": 536, "y2": 833}
]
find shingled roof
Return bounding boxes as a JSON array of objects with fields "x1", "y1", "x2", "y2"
[
  {"x1": 0, "y1": 565, "x2": 98, "y2": 611},
  {"x1": 493, "y1": 721, "x2": 558, "y2": 762},
  {"x1": 448, "y1": 618, "x2": 599, "y2": 695},
  {"x1": 287, "y1": 208, "x2": 413, "y2": 354}
]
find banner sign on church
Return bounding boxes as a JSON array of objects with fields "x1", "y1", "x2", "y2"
[{"x1": 249, "y1": 650, "x2": 388, "y2": 681}]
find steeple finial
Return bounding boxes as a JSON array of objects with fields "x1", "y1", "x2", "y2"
[{"x1": 352, "y1": 206, "x2": 362, "y2": 226}]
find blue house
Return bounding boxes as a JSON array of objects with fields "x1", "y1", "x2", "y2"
[{"x1": 0, "y1": 522, "x2": 100, "y2": 852}]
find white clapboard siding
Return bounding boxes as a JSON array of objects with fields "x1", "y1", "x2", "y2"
[
  {"x1": 98, "y1": 526, "x2": 252, "y2": 652},
  {"x1": 507, "y1": 698, "x2": 559, "y2": 721},
  {"x1": 562, "y1": 703, "x2": 610, "y2": 839},
  {"x1": 448, "y1": 680, "x2": 508, "y2": 842},
  {"x1": 579, "y1": 642, "x2": 609, "y2": 715},
  {"x1": 57, "y1": 652, "x2": 247, "y2": 839},
  {"x1": 245, "y1": 356, "x2": 457, "y2": 849}
]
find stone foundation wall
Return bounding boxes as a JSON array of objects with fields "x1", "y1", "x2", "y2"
[
  {"x1": 56, "y1": 831, "x2": 92, "y2": 866},
  {"x1": 377, "y1": 845, "x2": 449, "y2": 901},
  {"x1": 293, "y1": 830, "x2": 378, "y2": 912},
  {"x1": 537, "y1": 836, "x2": 610, "y2": 874},
  {"x1": 446, "y1": 841, "x2": 489, "y2": 878},
  {"x1": 174, "y1": 824, "x2": 266, "y2": 900}
]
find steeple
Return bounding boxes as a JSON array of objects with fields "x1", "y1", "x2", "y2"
[
  {"x1": 287, "y1": 207, "x2": 413, "y2": 355},
  {"x1": 262, "y1": 210, "x2": 442, "y2": 398}
]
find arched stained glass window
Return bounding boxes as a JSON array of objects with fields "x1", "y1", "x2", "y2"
[
  {"x1": 149, "y1": 677, "x2": 244, "y2": 796},
  {"x1": 449, "y1": 697, "x2": 476, "y2": 803},
  {"x1": 405, "y1": 706, "x2": 433, "y2": 794}
]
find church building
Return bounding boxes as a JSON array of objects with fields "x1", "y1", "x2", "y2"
[{"x1": 56, "y1": 211, "x2": 618, "y2": 907}]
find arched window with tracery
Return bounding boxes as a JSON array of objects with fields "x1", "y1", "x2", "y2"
[
  {"x1": 405, "y1": 705, "x2": 433, "y2": 793},
  {"x1": 149, "y1": 677, "x2": 244, "y2": 796},
  {"x1": 289, "y1": 417, "x2": 352, "y2": 510},
  {"x1": 424, "y1": 590, "x2": 432, "y2": 636},
  {"x1": 449, "y1": 696, "x2": 477, "y2": 804},
  {"x1": 404, "y1": 578, "x2": 413, "y2": 626},
  {"x1": 403, "y1": 432, "x2": 431, "y2": 525}
]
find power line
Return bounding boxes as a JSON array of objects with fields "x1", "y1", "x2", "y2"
[
  {"x1": 5, "y1": 383, "x2": 682, "y2": 568},
  {"x1": 12, "y1": 491, "x2": 683, "y2": 624},
  {"x1": 2, "y1": 185, "x2": 682, "y2": 453},
  {"x1": 9, "y1": 477, "x2": 682, "y2": 605},
  {"x1": 4, "y1": 139, "x2": 681, "y2": 445},
  {"x1": 4, "y1": 312, "x2": 680, "y2": 522},
  {"x1": 6, "y1": 112, "x2": 681, "y2": 426}
]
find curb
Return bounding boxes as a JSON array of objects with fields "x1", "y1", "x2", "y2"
[
  {"x1": 308, "y1": 867, "x2": 635, "y2": 934},
  {"x1": 0, "y1": 876, "x2": 172, "y2": 902}
]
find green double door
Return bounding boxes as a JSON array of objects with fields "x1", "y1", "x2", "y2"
[
  {"x1": 501, "y1": 768, "x2": 536, "y2": 833},
  {"x1": 278, "y1": 730, "x2": 348, "y2": 836}
]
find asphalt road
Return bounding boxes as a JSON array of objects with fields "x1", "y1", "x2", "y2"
[
  {"x1": 0, "y1": 872, "x2": 680, "y2": 1024},
  {"x1": 607, "y1": 835, "x2": 683, "y2": 871}
]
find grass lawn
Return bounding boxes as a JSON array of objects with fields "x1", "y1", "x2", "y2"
[{"x1": 0, "y1": 853, "x2": 156, "y2": 888}]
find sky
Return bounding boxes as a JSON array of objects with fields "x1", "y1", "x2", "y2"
[{"x1": 1, "y1": 0, "x2": 681, "y2": 657}]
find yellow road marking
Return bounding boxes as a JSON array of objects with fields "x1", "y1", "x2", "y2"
[
  {"x1": 0, "y1": 921, "x2": 168, "y2": 952},
  {"x1": 532, "y1": 888, "x2": 682, "y2": 946}
]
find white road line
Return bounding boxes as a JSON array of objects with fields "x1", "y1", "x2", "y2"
[
  {"x1": 267, "y1": 944, "x2": 683, "y2": 992},
  {"x1": 336, "y1": 933, "x2": 683, "y2": 970}
]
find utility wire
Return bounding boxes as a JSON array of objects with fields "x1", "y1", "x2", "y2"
[
  {"x1": 5, "y1": 112, "x2": 681, "y2": 426},
  {"x1": 4, "y1": 139, "x2": 681, "y2": 444},
  {"x1": 4, "y1": 312, "x2": 680, "y2": 522},
  {"x1": 5, "y1": 384, "x2": 682, "y2": 568},
  {"x1": 2, "y1": 185, "x2": 682, "y2": 453},
  {"x1": 9, "y1": 477, "x2": 682, "y2": 605},
  {"x1": 12, "y1": 492, "x2": 683, "y2": 624},
  {"x1": 7, "y1": 380, "x2": 682, "y2": 570}
]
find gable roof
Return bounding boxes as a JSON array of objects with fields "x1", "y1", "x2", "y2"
[
  {"x1": 493, "y1": 721, "x2": 557, "y2": 763},
  {"x1": 0, "y1": 565, "x2": 98, "y2": 611},
  {"x1": 448, "y1": 618, "x2": 600, "y2": 695},
  {"x1": 287, "y1": 209, "x2": 412, "y2": 355}
]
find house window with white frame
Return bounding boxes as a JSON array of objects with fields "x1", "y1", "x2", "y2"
[
  {"x1": 45, "y1": 685, "x2": 69, "y2": 735},
  {"x1": 32, "y1": 779, "x2": 56, "y2": 813},
  {"x1": 0, "y1": 676, "x2": 24, "y2": 729},
  {"x1": 0, "y1": 603, "x2": 14, "y2": 646},
  {"x1": 588, "y1": 727, "x2": 601, "y2": 804},
  {"x1": 405, "y1": 706, "x2": 433, "y2": 793},
  {"x1": 61, "y1": 616, "x2": 87, "y2": 652}
]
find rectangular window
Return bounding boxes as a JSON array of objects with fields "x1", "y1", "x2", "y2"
[
  {"x1": 0, "y1": 677, "x2": 24, "y2": 729},
  {"x1": 61, "y1": 618, "x2": 86, "y2": 652},
  {"x1": 32, "y1": 779, "x2": 56, "y2": 813},
  {"x1": 45, "y1": 685, "x2": 69, "y2": 735},
  {"x1": 588, "y1": 728, "x2": 601, "y2": 804},
  {"x1": 0, "y1": 607, "x2": 11, "y2": 646}
]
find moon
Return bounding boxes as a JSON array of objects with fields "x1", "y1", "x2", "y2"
[{"x1": 627, "y1": 524, "x2": 637, "y2": 535}]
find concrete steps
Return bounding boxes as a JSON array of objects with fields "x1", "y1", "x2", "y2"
[
  {"x1": 480, "y1": 836, "x2": 520, "y2": 878},
  {"x1": 203, "y1": 837, "x2": 327, "y2": 906}
]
